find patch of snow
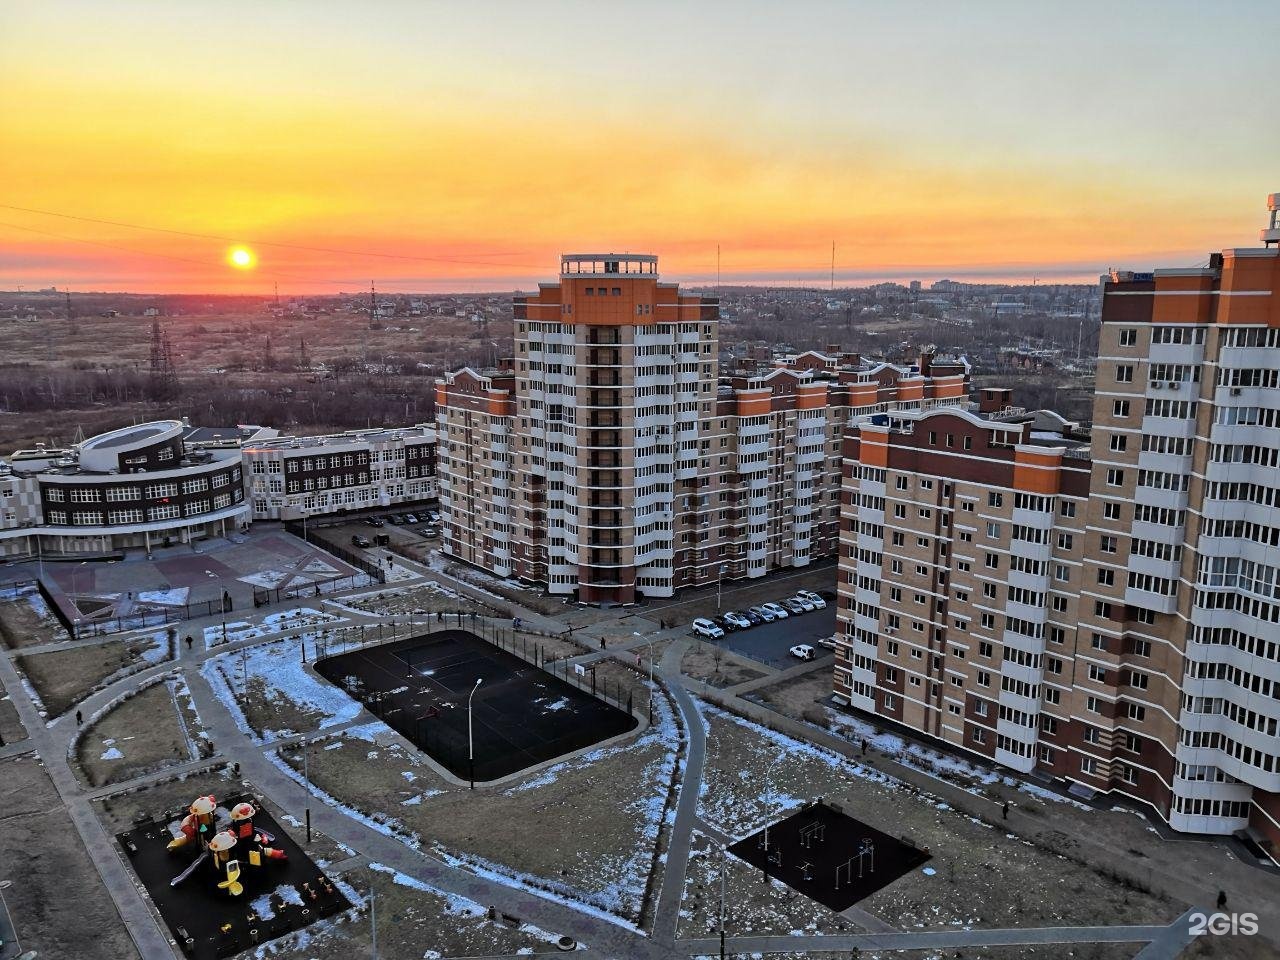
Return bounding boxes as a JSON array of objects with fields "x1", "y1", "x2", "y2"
[
  {"x1": 199, "y1": 632, "x2": 361, "y2": 742},
  {"x1": 100, "y1": 746, "x2": 124, "y2": 760},
  {"x1": 922, "y1": 866, "x2": 937, "y2": 876},
  {"x1": 137, "y1": 588, "x2": 190, "y2": 606}
]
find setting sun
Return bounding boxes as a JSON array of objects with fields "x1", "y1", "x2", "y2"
[{"x1": 228, "y1": 246, "x2": 255, "y2": 269}]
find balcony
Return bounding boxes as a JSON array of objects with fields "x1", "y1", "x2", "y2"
[
  {"x1": 589, "y1": 454, "x2": 621, "y2": 468},
  {"x1": 589, "y1": 495, "x2": 622, "y2": 508},
  {"x1": 586, "y1": 329, "x2": 621, "y2": 346},
  {"x1": 588, "y1": 349, "x2": 621, "y2": 367},
  {"x1": 589, "y1": 414, "x2": 620, "y2": 428}
]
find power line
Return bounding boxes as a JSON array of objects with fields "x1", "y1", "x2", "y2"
[
  {"x1": 0, "y1": 202, "x2": 545, "y2": 270},
  {"x1": 0, "y1": 219, "x2": 462, "y2": 290}
]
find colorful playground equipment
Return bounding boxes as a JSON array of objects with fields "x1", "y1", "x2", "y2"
[{"x1": 165, "y1": 795, "x2": 288, "y2": 896}]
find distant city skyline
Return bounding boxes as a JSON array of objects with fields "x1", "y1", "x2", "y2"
[{"x1": 2, "y1": 0, "x2": 1276, "y2": 293}]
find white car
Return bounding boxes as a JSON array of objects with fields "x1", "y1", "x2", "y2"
[
  {"x1": 790, "y1": 594, "x2": 816, "y2": 612},
  {"x1": 692, "y1": 617, "x2": 725, "y2": 639},
  {"x1": 748, "y1": 605, "x2": 776, "y2": 623},
  {"x1": 723, "y1": 611, "x2": 752, "y2": 630},
  {"x1": 797, "y1": 590, "x2": 827, "y2": 609},
  {"x1": 761, "y1": 602, "x2": 790, "y2": 619},
  {"x1": 789, "y1": 644, "x2": 816, "y2": 661},
  {"x1": 816, "y1": 637, "x2": 838, "y2": 650}
]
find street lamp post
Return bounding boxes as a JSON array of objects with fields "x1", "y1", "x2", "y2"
[
  {"x1": 633, "y1": 630, "x2": 655, "y2": 725},
  {"x1": 719, "y1": 843, "x2": 728, "y2": 960},
  {"x1": 716, "y1": 563, "x2": 728, "y2": 613},
  {"x1": 467, "y1": 677, "x2": 483, "y2": 789}
]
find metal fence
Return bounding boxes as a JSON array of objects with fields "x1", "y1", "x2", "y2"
[
  {"x1": 252, "y1": 572, "x2": 374, "y2": 608},
  {"x1": 284, "y1": 519, "x2": 387, "y2": 584}
]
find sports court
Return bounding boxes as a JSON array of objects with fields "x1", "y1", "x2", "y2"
[
  {"x1": 315, "y1": 629, "x2": 639, "y2": 782},
  {"x1": 728, "y1": 801, "x2": 930, "y2": 911}
]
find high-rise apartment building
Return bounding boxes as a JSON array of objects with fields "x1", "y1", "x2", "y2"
[
  {"x1": 836, "y1": 205, "x2": 1280, "y2": 857},
  {"x1": 436, "y1": 253, "x2": 971, "y2": 605}
]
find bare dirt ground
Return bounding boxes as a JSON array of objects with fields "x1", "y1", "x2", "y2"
[
  {"x1": 74, "y1": 676, "x2": 205, "y2": 787},
  {"x1": 339, "y1": 580, "x2": 496, "y2": 618},
  {"x1": 257, "y1": 862, "x2": 574, "y2": 960},
  {"x1": 691, "y1": 703, "x2": 1178, "y2": 936},
  {"x1": 0, "y1": 674, "x2": 27, "y2": 746},
  {"x1": 0, "y1": 754, "x2": 139, "y2": 959},
  {"x1": 0, "y1": 590, "x2": 68, "y2": 649},
  {"x1": 279, "y1": 704, "x2": 678, "y2": 924},
  {"x1": 681, "y1": 642, "x2": 769, "y2": 688},
  {"x1": 15, "y1": 633, "x2": 170, "y2": 719}
]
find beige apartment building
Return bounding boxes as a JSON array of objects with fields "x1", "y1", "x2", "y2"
[
  {"x1": 837, "y1": 206, "x2": 1280, "y2": 857},
  {"x1": 436, "y1": 253, "x2": 971, "y2": 606}
]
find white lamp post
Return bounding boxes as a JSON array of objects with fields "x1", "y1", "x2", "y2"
[{"x1": 467, "y1": 677, "x2": 483, "y2": 789}]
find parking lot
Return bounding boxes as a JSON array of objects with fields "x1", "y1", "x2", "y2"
[{"x1": 699, "y1": 605, "x2": 838, "y2": 670}]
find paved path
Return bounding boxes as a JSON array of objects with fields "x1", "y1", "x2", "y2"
[
  {"x1": 1132, "y1": 908, "x2": 1200, "y2": 959},
  {"x1": 0, "y1": 643, "x2": 174, "y2": 958},
  {"x1": 723, "y1": 654, "x2": 825, "y2": 696},
  {"x1": 651, "y1": 639, "x2": 705, "y2": 945},
  {"x1": 679, "y1": 922, "x2": 1167, "y2": 954}
]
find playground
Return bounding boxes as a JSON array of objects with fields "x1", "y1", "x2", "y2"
[
  {"x1": 728, "y1": 801, "x2": 930, "y2": 912},
  {"x1": 117, "y1": 792, "x2": 349, "y2": 960},
  {"x1": 314, "y1": 629, "x2": 640, "y2": 782}
]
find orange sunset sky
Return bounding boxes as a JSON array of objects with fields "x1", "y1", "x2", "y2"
[{"x1": 1, "y1": 1, "x2": 1276, "y2": 293}]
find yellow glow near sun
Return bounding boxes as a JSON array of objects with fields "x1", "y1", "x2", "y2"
[{"x1": 228, "y1": 246, "x2": 255, "y2": 269}]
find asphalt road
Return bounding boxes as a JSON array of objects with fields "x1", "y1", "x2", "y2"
[{"x1": 706, "y1": 606, "x2": 838, "y2": 669}]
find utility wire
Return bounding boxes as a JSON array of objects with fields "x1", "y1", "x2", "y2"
[
  {"x1": 0, "y1": 202, "x2": 545, "y2": 270},
  {"x1": 0, "y1": 219, "x2": 455, "y2": 290}
]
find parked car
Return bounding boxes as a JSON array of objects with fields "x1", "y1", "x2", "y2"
[
  {"x1": 816, "y1": 637, "x2": 838, "y2": 650},
  {"x1": 761, "y1": 602, "x2": 790, "y2": 619},
  {"x1": 691, "y1": 617, "x2": 725, "y2": 639},
  {"x1": 743, "y1": 608, "x2": 765, "y2": 625},
  {"x1": 789, "y1": 644, "x2": 816, "y2": 661},
  {"x1": 367, "y1": 517, "x2": 385, "y2": 527},
  {"x1": 749, "y1": 604, "x2": 776, "y2": 622},
  {"x1": 790, "y1": 594, "x2": 816, "y2": 612},
  {"x1": 783, "y1": 598, "x2": 808, "y2": 615},
  {"x1": 712, "y1": 614, "x2": 738, "y2": 633},
  {"x1": 723, "y1": 610, "x2": 752, "y2": 630},
  {"x1": 351, "y1": 535, "x2": 373, "y2": 548},
  {"x1": 387, "y1": 514, "x2": 404, "y2": 525},
  {"x1": 403, "y1": 513, "x2": 419, "y2": 524},
  {"x1": 797, "y1": 589, "x2": 827, "y2": 609},
  {"x1": 427, "y1": 510, "x2": 441, "y2": 523},
  {"x1": 422, "y1": 526, "x2": 440, "y2": 538}
]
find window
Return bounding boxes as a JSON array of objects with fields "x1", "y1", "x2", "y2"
[
  {"x1": 1106, "y1": 469, "x2": 1125, "y2": 487},
  {"x1": 988, "y1": 492, "x2": 1003, "y2": 508},
  {"x1": 1103, "y1": 502, "x2": 1122, "y2": 521},
  {"x1": 1055, "y1": 564, "x2": 1070, "y2": 582},
  {"x1": 1058, "y1": 533, "x2": 1073, "y2": 550},
  {"x1": 1100, "y1": 535, "x2": 1117, "y2": 554},
  {"x1": 986, "y1": 522, "x2": 1001, "y2": 539},
  {"x1": 985, "y1": 552, "x2": 999, "y2": 569},
  {"x1": 1116, "y1": 365, "x2": 1134, "y2": 383},
  {"x1": 1088, "y1": 664, "x2": 1107, "y2": 682},
  {"x1": 1119, "y1": 328, "x2": 1137, "y2": 346},
  {"x1": 1081, "y1": 756, "x2": 1098, "y2": 774},
  {"x1": 1110, "y1": 435, "x2": 1127, "y2": 453},
  {"x1": 1112, "y1": 400, "x2": 1130, "y2": 417},
  {"x1": 1060, "y1": 501, "x2": 1076, "y2": 518},
  {"x1": 972, "y1": 728, "x2": 986, "y2": 744},
  {"x1": 1127, "y1": 702, "x2": 1146, "y2": 721},
  {"x1": 1097, "y1": 569, "x2": 1115, "y2": 586}
]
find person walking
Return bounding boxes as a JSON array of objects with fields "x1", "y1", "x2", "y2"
[
  {"x1": 1002, "y1": 800, "x2": 1010, "y2": 821},
  {"x1": 1217, "y1": 889, "x2": 1228, "y2": 910},
  {"x1": 76, "y1": 709, "x2": 83, "y2": 725}
]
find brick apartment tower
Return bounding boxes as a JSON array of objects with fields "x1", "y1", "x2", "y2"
[
  {"x1": 436, "y1": 253, "x2": 972, "y2": 607},
  {"x1": 835, "y1": 199, "x2": 1280, "y2": 856},
  {"x1": 438, "y1": 254, "x2": 718, "y2": 605}
]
